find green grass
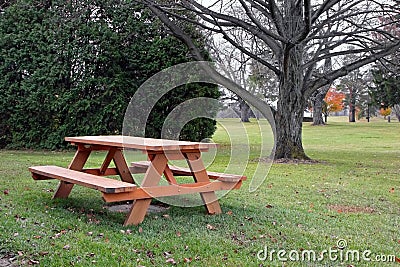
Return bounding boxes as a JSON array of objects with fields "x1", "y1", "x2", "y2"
[{"x1": 0, "y1": 117, "x2": 399, "y2": 266}]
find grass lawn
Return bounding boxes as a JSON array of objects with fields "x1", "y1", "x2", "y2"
[{"x1": 0, "y1": 117, "x2": 399, "y2": 266}]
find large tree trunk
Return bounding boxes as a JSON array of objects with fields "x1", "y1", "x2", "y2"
[
  {"x1": 274, "y1": 43, "x2": 310, "y2": 160},
  {"x1": 275, "y1": 98, "x2": 309, "y2": 159}
]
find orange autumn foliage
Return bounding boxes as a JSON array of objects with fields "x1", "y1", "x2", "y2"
[
  {"x1": 324, "y1": 88, "x2": 345, "y2": 113},
  {"x1": 379, "y1": 107, "x2": 392, "y2": 117}
]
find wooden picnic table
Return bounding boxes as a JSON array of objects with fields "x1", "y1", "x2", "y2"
[{"x1": 29, "y1": 136, "x2": 246, "y2": 226}]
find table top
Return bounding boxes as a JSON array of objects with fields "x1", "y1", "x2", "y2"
[{"x1": 65, "y1": 135, "x2": 217, "y2": 152}]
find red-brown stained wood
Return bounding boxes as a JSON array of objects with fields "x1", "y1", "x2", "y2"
[
  {"x1": 102, "y1": 180, "x2": 240, "y2": 202},
  {"x1": 30, "y1": 136, "x2": 244, "y2": 226},
  {"x1": 123, "y1": 153, "x2": 168, "y2": 226},
  {"x1": 130, "y1": 161, "x2": 246, "y2": 182},
  {"x1": 185, "y1": 152, "x2": 222, "y2": 215},
  {"x1": 65, "y1": 135, "x2": 216, "y2": 152},
  {"x1": 112, "y1": 149, "x2": 134, "y2": 183},
  {"x1": 29, "y1": 166, "x2": 136, "y2": 193}
]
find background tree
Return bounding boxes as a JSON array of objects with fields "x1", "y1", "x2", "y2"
[
  {"x1": 369, "y1": 0, "x2": 400, "y2": 121},
  {"x1": 310, "y1": 56, "x2": 332, "y2": 125},
  {"x1": 322, "y1": 88, "x2": 345, "y2": 123},
  {"x1": 337, "y1": 64, "x2": 371, "y2": 122},
  {"x1": 370, "y1": 71, "x2": 400, "y2": 108},
  {"x1": 392, "y1": 105, "x2": 400, "y2": 121},
  {"x1": 0, "y1": 0, "x2": 219, "y2": 149},
  {"x1": 145, "y1": 0, "x2": 400, "y2": 159},
  {"x1": 379, "y1": 107, "x2": 392, "y2": 119},
  {"x1": 207, "y1": 34, "x2": 254, "y2": 122}
]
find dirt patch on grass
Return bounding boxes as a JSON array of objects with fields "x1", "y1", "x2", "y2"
[
  {"x1": 0, "y1": 254, "x2": 17, "y2": 267},
  {"x1": 274, "y1": 158, "x2": 325, "y2": 164},
  {"x1": 253, "y1": 157, "x2": 326, "y2": 164},
  {"x1": 328, "y1": 204, "x2": 375, "y2": 214},
  {"x1": 105, "y1": 203, "x2": 169, "y2": 214}
]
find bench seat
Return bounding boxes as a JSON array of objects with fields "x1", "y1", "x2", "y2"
[
  {"x1": 130, "y1": 161, "x2": 246, "y2": 183},
  {"x1": 29, "y1": 165, "x2": 136, "y2": 194}
]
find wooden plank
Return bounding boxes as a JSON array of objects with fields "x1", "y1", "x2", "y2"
[
  {"x1": 130, "y1": 161, "x2": 246, "y2": 182},
  {"x1": 163, "y1": 165, "x2": 178, "y2": 185},
  {"x1": 68, "y1": 147, "x2": 91, "y2": 170},
  {"x1": 65, "y1": 136, "x2": 216, "y2": 152},
  {"x1": 124, "y1": 153, "x2": 167, "y2": 226},
  {"x1": 185, "y1": 152, "x2": 222, "y2": 215},
  {"x1": 82, "y1": 168, "x2": 119, "y2": 176},
  {"x1": 113, "y1": 149, "x2": 134, "y2": 183},
  {"x1": 102, "y1": 180, "x2": 239, "y2": 202},
  {"x1": 100, "y1": 148, "x2": 117, "y2": 175},
  {"x1": 29, "y1": 166, "x2": 136, "y2": 193},
  {"x1": 53, "y1": 148, "x2": 92, "y2": 199}
]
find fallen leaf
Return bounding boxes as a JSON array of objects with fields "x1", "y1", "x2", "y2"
[
  {"x1": 176, "y1": 231, "x2": 181, "y2": 237},
  {"x1": 206, "y1": 224, "x2": 216, "y2": 230},
  {"x1": 163, "y1": 251, "x2": 172, "y2": 257},
  {"x1": 138, "y1": 227, "x2": 143, "y2": 233},
  {"x1": 268, "y1": 234, "x2": 277, "y2": 243},
  {"x1": 39, "y1": 251, "x2": 49, "y2": 256},
  {"x1": 146, "y1": 250, "x2": 154, "y2": 258},
  {"x1": 226, "y1": 210, "x2": 233, "y2": 215},
  {"x1": 184, "y1": 257, "x2": 192, "y2": 263},
  {"x1": 63, "y1": 245, "x2": 70, "y2": 250},
  {"x1": 165, "y1": 258, "x2": 176, "y2": 264},
  {"x1": 265, "y1": 204, "x2": 273, "y2": 208},
  {"x1": 3, "y1": 189, "x2": 9, "y2": 195},
  {"x1": 395, "y1": 257, "x2": 400, "y2": 263},
  {"x1": 29, "y1": 259, "x2": 39, "y2": 265}
]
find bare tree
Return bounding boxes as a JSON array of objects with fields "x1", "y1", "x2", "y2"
[
  {"x1": 392, "y1": 104, "x2": 400, "y2": 121},
  {"x1": 142, "y1": 0, "x2": 400, "y2": 159},
  {"x1": 207, "y1": 30, "x2": 255, "y2": 122},
  {"x1": 310, "y1": 56, "x2": 332, "y2": 125}
]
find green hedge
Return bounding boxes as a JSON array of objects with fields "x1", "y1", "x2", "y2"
[{"x1": 0, "y1": 0, "x2": 219, "y2": 149}]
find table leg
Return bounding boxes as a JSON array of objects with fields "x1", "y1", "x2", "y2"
[
  {"x1": 53, "y1": 146, "x2": 91, "y2": 199},
  {"x1": 113, "y1": 149, "x2": 134, "y2": 183},
  {"x1": 185, "y1": 152, "x2": 222, "y2": 214},
  {"x1": 124, "y1": 153, "x2": 168, "y2": 226},
  {"x1": 100, "y1": 148, "x2": 117, "y2": 175}
]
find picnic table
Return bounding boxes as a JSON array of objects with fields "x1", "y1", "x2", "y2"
[{"x1": 29, "y1": 136, "x2": 246, "y2": 226}]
